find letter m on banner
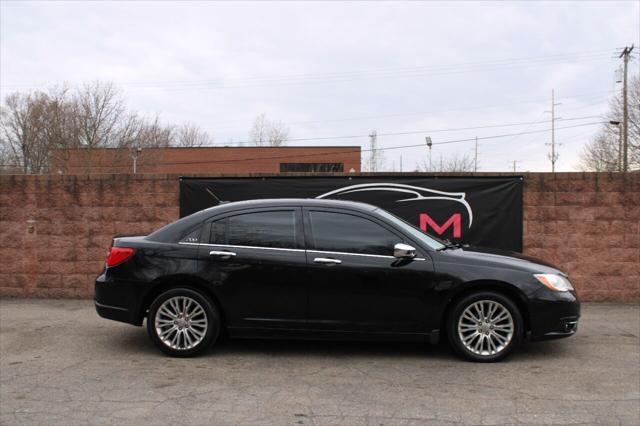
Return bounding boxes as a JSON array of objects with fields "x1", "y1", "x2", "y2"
[{"x1": 419, "y1": 213, "x2": 462, "y2": 238}]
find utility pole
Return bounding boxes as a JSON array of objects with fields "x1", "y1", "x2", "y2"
[
  {"x1": 545, "y1": 89, "x2": 562, "y2": 172},
  {"x1": 551, "y1": 89, "x2": 555, "y2": 172},
  {"x1": 511, "y1": 160, "x2": 520, "y2": 172},
  {"x1": 399, "y1": 155, "x2": 403, "y2": 173},
  {"x1": 368, "y1": 131, "x2": 377, "y2": 172},
  {"x1": 619, "y1": 45, "x2": 634, "y2": 172},
  {"x1": 474, "y1": 136, "x2": 478, "y2": 172},
  {"x1": 610, "y1": 120, "x2": 622, "y2": 171}
]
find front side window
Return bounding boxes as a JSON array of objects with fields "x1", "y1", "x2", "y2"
[
  {"x1": 309, "y1": 211, "x2": 400, "y2": 256},
  {"x1": 209, "y1": 210, "x2": 297, "y2": 249},
  {"x1": 375, "y1": 209, "x2": 445, "y2": 250}
]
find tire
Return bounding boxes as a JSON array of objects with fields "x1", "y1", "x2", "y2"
[
  {"x1": 447, "y1": 291, "x2": 523, "y2": 362},
  {"x1": 146, "y1": 287, "x2": 220, "y2": 357}
]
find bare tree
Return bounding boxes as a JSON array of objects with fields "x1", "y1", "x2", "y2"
[
  {"x1": 0, "y1": 130, "x2": 19, "y2": 173},
  {"x1": 0, "y1": 91, "x2": 54, "y2": 173},
  {"x1": 138, "y1": 116, "x2": 174, "y2": 148},
  {"x1": 0, "y1": 80, "x2": 221, "y2": 174},
  {"x1": 76, "y1": 81, "x2": 125, "y2": 148},
  {"x1": 0, "y1": 87, "x2": 84, "y2": 174},
  {"x1": 249, "y1": 113, "x2": 268, "y2": 146},
  {"x1": 249, "y1": 113, "x2": 288, "y2": 146},
  {"x1": 580, "y1": 129, "x2": 621, "y2": 172},
  {"x1": 420, "y1": 153, "x2": 475, "y2": 172},
  {"x1": 176, "y1": 122, "x2": 211, "y2": 147},
  {"x1": 40, "y1": 86, "x2": 82, "y2": 171},
  {"x1": 580, "y1": 76, "x2": 639, "y2": 171},
  {"x1": 1, "y1": 93, "x2": 32, "y2": 173},
  {"x1": 267, "y1": 120, "x2": 288, "y2": 147},
  {"x1": 113, "y1": 113, "x2": 145, "y2": 149}
]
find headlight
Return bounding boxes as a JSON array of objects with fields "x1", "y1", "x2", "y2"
[{"x1": 534, "y1": 274, "x2": 574, "y2": 292}]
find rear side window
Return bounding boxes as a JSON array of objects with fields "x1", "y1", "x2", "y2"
[
  {"x1": 309, "y1": 211, "x2": 400, "y2": 256},
  {"x1": 210, "y1": 220, "x2": 226, "y2": 245},
  {"x1": 180, "y1": 227, "x2": 201, "y2": 244},
  {"x1": 209, "y1": 210, "x2": 297, "y2": 249}
]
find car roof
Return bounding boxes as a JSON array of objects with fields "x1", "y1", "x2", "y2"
[
  {"x1": 203, "y1": 198, "x2": 379, "y2": 213},
  {"x1": 148, "y1": 198, "x2": 380, "y2": 242}
]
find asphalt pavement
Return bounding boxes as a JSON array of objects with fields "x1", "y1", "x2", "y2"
[{"x1": 0, "y1": 300, "x2": 638, "y2": 425}]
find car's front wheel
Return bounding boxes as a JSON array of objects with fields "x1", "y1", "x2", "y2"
[
  {"x1": 447, "y1": 291, "x2": 523, "y2": 362},
  {"x1": 147, "y1": 288, "x2": 220, "y2": 357}
]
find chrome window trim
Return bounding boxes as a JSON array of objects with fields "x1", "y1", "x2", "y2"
[
  {"x1": 178, "y1": 242, "x2": 304, "y2": 253},
  {"x1": 178, "y1": 242, "x2": 425, "y2": 260},
  {"x1": 307, "y1": 249, "x2": 393, "y2": 259},
  {"x1": 307, "y1": 249, "x2": 425, "y2": 261}
]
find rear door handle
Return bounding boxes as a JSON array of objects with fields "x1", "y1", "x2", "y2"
[
  {"x1": 209, "y1": 250, "x2": 236, "y2": 259},
  {"x1": 313, "y1": 257, "x2": 342, "y2": 265}
]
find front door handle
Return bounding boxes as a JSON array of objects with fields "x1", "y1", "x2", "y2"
[
  {"x1": 313, "y1": 257, "x2": 342, "y2": 265},
  {"x1": 209, "y1": 250, "x2": 236, "y2": 259}
]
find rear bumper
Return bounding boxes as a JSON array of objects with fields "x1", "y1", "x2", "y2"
[
  {"x1": 94, "y1": 273, "x2": 145, "y2": 326},
  {"x1": 95, "y1": 300, "x2": 133, "y2": 324},
  {"x1": 528, "y1": 289, "x2": 580, "y2": 341}
]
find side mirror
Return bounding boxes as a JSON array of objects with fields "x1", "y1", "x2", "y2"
[{"x1": 394, "y1": 243, "x2": 416, "y2": 259}]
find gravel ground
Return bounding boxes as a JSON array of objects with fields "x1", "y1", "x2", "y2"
[{"x1": 0, "y1": 299, "x2": 638, "y2": 425}]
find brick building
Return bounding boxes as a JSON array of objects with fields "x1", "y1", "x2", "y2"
[{"x1": 50, "y1": 146, "x2": 361, "y2": 174}]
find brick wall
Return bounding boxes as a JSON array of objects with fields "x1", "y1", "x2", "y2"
[
  {"x1": 0, "y1": 174, "x2": 179, "y2": 298},
  {"x1": 0, "y1": 172, "x2": 638, "y2": 301},
  {"x1": 523, "y1": 173, "x2": 639, "y2": 302}
]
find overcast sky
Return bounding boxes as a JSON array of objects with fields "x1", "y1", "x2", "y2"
[{"x1": 1, "y1": 1, "x2": 639, "y2": 172}]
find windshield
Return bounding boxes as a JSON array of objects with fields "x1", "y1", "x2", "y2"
[{"x1": 375, "y1": 209, "x2": 446, "y2": 250}]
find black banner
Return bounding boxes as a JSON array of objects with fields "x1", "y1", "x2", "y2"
[{"x1": 180, "y1": 176, "x2": 523, "y2": 252}]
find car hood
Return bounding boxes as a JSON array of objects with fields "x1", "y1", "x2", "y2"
[{"x1": 436, "y1": 246, "x2": 564, "y2": 274}]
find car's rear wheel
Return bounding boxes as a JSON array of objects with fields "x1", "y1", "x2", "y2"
[
  {"x1": 447, "y1": 291, "x2": 523, "y2": 362},
  {"x1": 147, "y1": 288, "x2": 220, "y2": 357}
]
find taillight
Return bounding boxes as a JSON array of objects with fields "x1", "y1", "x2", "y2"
[{"x1": 105, "y1": 247, "x2": 135, "y2": 267}]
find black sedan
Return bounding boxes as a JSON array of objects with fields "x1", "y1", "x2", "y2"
[{"x1": 95, "y1": 198, "x2": 579, "y2": 362}]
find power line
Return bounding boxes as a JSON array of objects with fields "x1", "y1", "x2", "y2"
[
  {"x1": 156, "y1": 55, "x2": 616, "y2": 92},
  {"x1": 154, "y1": 121, "x2": 605, "y2": 167},
  {"x1": 196, "y1": 115, "x2": 604, "y2": 146},
  {"x1": 201, "y1": 89, "x2": 615, "y2": 131},
  {"x1": 505, "y1": 92, "x2": 611, "y2": 148},
  {"x1": 1, "y1": 50, "x2": 617, "y2": 91},
  {"x1": 429, "y1": 122, "x2": 603, "y2": 146},
  {"x1": 125, "y1": 49, "x2": 617, "y2": 88},
  {"x1": 0, "y1": 124, "x2": 606, "y2": 171}
]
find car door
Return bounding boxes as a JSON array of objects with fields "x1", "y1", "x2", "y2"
[
  {"x1": 304, "y1": 208, "x2": 436, "y2": 335},
  {"x1": 194, "y1": 207, "x2": 307, "y2": 331}
]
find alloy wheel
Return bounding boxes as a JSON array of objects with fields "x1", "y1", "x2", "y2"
[
  {"x1": 457, "y1": 300, "x2": 514, "y2": 356},
  {"x1": 154, "y1": 296, "x2": 208, "y2": 350}
]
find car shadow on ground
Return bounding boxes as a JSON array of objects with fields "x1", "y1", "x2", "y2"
[
  {"x1": 105, "y1": 324, "x2": 574, "y2": 362},
  {"x1": 107, "y1": 326, "x2": 453, "y2": 360}
]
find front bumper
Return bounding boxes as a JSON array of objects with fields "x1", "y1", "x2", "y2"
[{"x1": 528, "y1": 288, "x2": 580, "y2": 341}]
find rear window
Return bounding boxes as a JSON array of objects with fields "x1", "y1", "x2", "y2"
[{"x1": 209, "y1": 210, "x2": 297, "y2": 249}]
